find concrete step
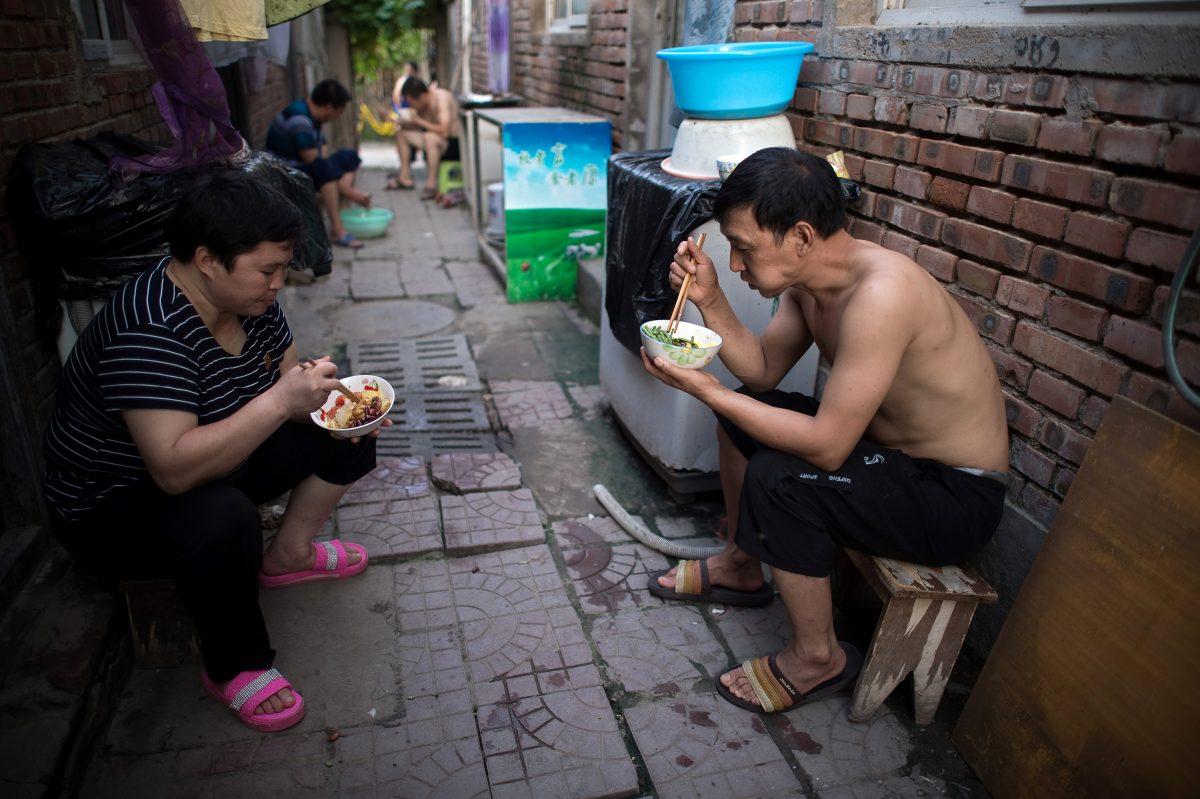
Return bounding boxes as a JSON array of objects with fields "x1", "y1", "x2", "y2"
[
  {"x1": 577, "y1": 256, "x2": 605, "y2": 327},
  {"x1": 0, "y1": 548, "x2": 126, "y2": 798}
]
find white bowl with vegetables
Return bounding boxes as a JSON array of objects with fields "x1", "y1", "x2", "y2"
[
  {"x1": 311, "y1": 375, "x2": 395, "y2": 439},
  {"x1": 640, "y1": 320, "x2": 723, "y2": 370}
]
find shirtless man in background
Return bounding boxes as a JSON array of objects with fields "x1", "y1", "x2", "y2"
[
  {"x1": 642, "y1": 148, "x2": 1009, "y2": 714},
  {"x1": 388, "y1": 77, "x2": 461, "y2": 199}
]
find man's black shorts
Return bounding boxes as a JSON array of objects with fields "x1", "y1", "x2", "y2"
[{"x1": 718, "y1": 388, "x2": 1005, "y2": 578}]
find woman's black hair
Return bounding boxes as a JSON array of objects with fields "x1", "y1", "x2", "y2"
[
  {"x1": 713, "y1": 148, "x2": 845, "y2": 240},
  {"x1": 167, "y1": 169, "x2": 303, "y2": 269}
]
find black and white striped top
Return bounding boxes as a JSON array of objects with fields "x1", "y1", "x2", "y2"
[{"x1": 44, "y1": 259, "x2": 293, "y2": 522}]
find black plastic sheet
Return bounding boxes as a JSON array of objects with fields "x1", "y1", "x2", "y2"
[
  {"x1": 605, "y1": 150, "x2": 721, "y2": 355},
  {"x1": 7, "y1": 132, "x2": 332, "y2": 303}
]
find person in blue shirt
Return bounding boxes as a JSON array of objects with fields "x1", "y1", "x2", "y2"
[{"x1": 266, "y1": 80, "x2": 369, "y2": 250}]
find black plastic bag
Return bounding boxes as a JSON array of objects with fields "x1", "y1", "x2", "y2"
[
  {"x1": 239, "y1": 150, "x2": 333, "y2": 280},
  {"x1": 7, "y1": 133, "x2": 332, "y2": 302},
  {"x1": 604, "y1": 150, "x2": 721, "y2": 356},
  {"x1": 7, "y1": 133, "x2": 182, "y2": 299}
]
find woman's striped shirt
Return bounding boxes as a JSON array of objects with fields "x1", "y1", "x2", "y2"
[{"x1": 43, "y1": 259, "x2": 292, "y2": 522}]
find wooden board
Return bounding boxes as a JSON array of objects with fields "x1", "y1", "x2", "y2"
[{"x1": 953, "y1": 397, "x2": 1200, "y2": 799}]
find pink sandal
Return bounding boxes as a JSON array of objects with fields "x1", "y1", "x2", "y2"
[
  {"x1": 259, "y1": 539, "x2": 369, "y2": 589},
  {"x1": 201, "y1": 668, "x2": 305, "y2": 732}
]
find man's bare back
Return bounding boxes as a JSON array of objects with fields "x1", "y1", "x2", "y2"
[{"x1": 792, "y1": 239, "x2": 1009, "y2": 473}]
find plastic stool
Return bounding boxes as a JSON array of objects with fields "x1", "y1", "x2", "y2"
[{"x1": 438, "y1": 160, "x2": 463, "y2": 195}]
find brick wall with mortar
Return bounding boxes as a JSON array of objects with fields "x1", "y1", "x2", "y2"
[
  {"x1": 733, "y1": 0, "x2": 1200, "y2": 645},
  {"x1": 1, "y1": 1, "x2": 169, "y2": 452},
  {"x1": 468, "y1": 0, "x2": 629, "y2": 148},
  {"x1": 244, "y1": 63, "x2": 291, "y2": 148}
]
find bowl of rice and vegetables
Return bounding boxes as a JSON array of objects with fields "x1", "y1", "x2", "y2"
[
  {"x1": 311, "y1": 375, "x2": 394, "y2": 439},
  {"x1": 640, "y1": 320, "x2": 723, "y2": 370}
]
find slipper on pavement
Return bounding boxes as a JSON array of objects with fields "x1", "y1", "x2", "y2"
[
  {"x1": 716, "y1": 644, "x2": 862, "y2": 714},
  {"x1": 334, "y1": 232, "x2": 364, "y2": 249},
  {"x1": 647, "y1": 559, "x2": 773, "y2": 607},
  {"x1": 259, "y1": 540, "x2": 368, "y2": 589}
]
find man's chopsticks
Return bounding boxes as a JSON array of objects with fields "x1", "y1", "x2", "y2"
[
  {"x1": 301, "y1": 359, "x2": 359, "y2": 402},
  {"x1": 667, "y1": 233, "x2": 706, "y2": 335}
]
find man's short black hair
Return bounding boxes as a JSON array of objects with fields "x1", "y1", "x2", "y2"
[
  {"x1": 311, "y1": 79, "x2": 351, "y2": 109},
  {"x1": 713, "y1": 148, "x2": 845, "y2": 240},
  {"x1": 168, "y1": 169, "x2": 302, "y2": 269},
  {"x1": 406, "y1": 60, "x2": 420, "y2": 72},
  {"x1": 401, "y1": 77, "x2": 429, "y2": 99}
]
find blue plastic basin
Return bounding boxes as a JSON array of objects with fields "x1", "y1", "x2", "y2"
[{"x1": 657, "y1": 42, "x2": 815, "y2": 120}]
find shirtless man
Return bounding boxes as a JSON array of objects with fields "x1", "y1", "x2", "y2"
[
  {"x1": 642, "y1": 148, "x2": 1009, "y2": 714},
  {"x1": 387, "y1": 77, "x2": 461, "y2": 199}
]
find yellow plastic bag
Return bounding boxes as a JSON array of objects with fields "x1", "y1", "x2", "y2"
[
  {"x1": 826, "y1": 150, "x2": 850, "y2": 179},
  {"x1": 358, "y1": 103, "x2": 398, "y2": 137}
]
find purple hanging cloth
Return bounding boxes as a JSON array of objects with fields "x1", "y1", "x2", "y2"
[{"x1": 109, "y1": 0, "x2": 246, "y2": 177}]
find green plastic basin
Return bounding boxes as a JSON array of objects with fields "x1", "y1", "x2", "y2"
[{"x1": 340, "y1": 207, "x2": 395, "y2": 239}]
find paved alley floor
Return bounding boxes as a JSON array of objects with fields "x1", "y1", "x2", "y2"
[{"x1": 78, "y1": 155, "x2": 987, "y2": 799}]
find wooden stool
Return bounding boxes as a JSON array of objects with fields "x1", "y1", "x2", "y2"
[
  {"x1": 118, "y1": 578, "x2": 199, "y2": 668},
  {"x1": 845, "y1": 550, "x2": 997, "y2": 724}
]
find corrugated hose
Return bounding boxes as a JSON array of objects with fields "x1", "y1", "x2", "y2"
[{"x1": 592, "y1": 484, "x2": 724, "y2": 559}]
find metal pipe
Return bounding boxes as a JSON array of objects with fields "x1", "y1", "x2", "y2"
[{"x1": 1162, "y1": 229, "x2": 1200, "y2": 410}]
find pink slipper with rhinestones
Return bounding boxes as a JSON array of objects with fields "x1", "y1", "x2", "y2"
[
  {"x1": 259, "y1": 539, "x2": 368, "y2": 589},
  {"x1": 201, "y1": 668, "x2": 305, "y2": 732}
]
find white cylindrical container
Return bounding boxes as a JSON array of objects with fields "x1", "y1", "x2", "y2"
[
  {"x1": 661, "y1": 114, "x2": 797, "y2": 180},
  {"x1": 485, "y1": 181, "x2": 505, "y2": 239}
]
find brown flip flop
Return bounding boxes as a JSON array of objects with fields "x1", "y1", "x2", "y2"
[
  {"x1": 647, "y1": 559, "x2": 773, "y2": 607},
  {"x1": 716, "y1": 643, "x2": 862, "y2": 714}
]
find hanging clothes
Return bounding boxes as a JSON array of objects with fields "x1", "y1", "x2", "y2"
[
  {"x1": 203, "y1": 21, "x2": 292, "y2": 68},
  {"x1": 110, "y1": 0, "x2": 244, "y2": 177},
  {"x1": 179, "y1": 0, "x2": 268, "y2": 42},
  {"x1": 266, "y1": 0, "x2": 328, "y2": 26}
]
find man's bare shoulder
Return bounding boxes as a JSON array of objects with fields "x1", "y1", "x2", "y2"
[{"x1": 838, "y1": 241, "x2": 930, "y2": 339}]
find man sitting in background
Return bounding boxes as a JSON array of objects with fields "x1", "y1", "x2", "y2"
[
  {"x1": 266, "y1": 79, "x2": 369, "y2": 251},
  {"x1": 386, "y1": 77, "x2": 460, "y2": 199}
]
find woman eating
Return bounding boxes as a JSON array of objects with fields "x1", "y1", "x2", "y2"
[{"x1": 43, "y1": 169, "x2": 389, "y2": 732}]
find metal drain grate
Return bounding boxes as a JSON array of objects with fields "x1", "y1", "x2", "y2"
[
  {"x1": 388, "y1": 391, "x2": 491, "y2": 431},
  {"x1": 377, "y1": 431, "x2": 498, "y2": 459},
  {"x1": 348, "y1": 335, "x2": 482, "y2": 392}
]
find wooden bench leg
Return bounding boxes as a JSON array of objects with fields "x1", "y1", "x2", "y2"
[
  {"x1": 850, "y1": 596, "x2": 974, "y2": 724},
  {"x1": 850, "y1": 597, "x2": 925, "y2": 722},
  {"x1": 911, "y1": 600, "x2": 977, "y2": 725}
]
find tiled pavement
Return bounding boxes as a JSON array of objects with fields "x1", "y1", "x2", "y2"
[{"x1": 76, "y1": 151, "x2": 987, "y2": 798}]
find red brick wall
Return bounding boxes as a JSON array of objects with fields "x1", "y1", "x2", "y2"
[
  {"x1": 469, "y1": 0, "x2": 629, "y2": 148},
  {"x1": 734, "y1": 0, "x2": 1200, "y2": 529},
  {"x1": 0, "y1": 1, "x2": 168, "y2": 438},
  {"x1": 469, "y1": 2, "x2": 488, "y2": 90},
  {"x1": 245, "y1": 63, "x2": 291, "y2": 148}
]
